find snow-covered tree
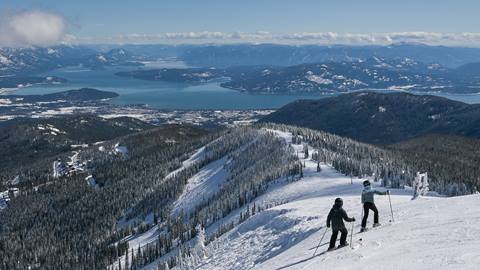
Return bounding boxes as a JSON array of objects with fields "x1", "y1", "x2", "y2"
[
  {"x1": 191, "y1": 224, "x2": 207, "y2": 259},
  {"x1": 412, "y1": 172, "x2": 429, "y2": 199}
]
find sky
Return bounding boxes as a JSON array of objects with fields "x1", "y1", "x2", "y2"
[{"x1": 0, "y1": 0, "x2": 480, "y2": 46}]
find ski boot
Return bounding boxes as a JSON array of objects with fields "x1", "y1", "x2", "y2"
[{"x1": 373, "y1": 223, "x2": 381, "y2": 228}]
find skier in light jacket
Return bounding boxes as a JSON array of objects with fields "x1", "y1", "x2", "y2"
[{"x1": 360, "y1": 180, "x2": 389, "y2": 232}]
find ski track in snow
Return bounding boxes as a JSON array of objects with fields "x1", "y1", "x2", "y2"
[
  {"x1": 180, "y1": 129, "x2": 480, "y2": 270},
  {"x1": 172, "y1": 156, "x2": 229, "y2": 216},
  {"x1": 165, "y1": 146, "x2": 206, "y2": 180}
]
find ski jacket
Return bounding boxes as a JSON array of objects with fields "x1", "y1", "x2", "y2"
[
  {"x1": 361, "y1": 186, "x2": 387, "y2": 204},
  {"x1": 327, "y1": 205, "x2": 354, "y2": 230}
]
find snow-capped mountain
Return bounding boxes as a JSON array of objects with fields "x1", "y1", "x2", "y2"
[
  {"x1": 0, "y1": 45, "x2": 141, "y2": 76},
  {"x1": 0, "y1": 45, "x2": 95, "y2": 75},
  {"x1": 180, "y1": 43, "x2": 480, "y2": 68},
  {"x1": 220, "y1": 58, "x2": 459, "y2": 94},
  {"x1": 117, "y1": 57, "x2": 480, "y2": 94}
]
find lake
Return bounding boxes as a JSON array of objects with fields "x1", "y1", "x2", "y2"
[{"x1": 13, "y1": 61, "x2": 480, "y2": 109}]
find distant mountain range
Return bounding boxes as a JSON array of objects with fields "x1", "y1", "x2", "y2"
[
  {"x1": 260, "y1": 91, "x2": 480, "y2": 144},
  {"x1": 4, "y1": 43, "x2": 480, "y2": 76},
  {"x1": 4, "y1": 43, "x2": 480, "y2": 94},
  {"x1": 0, "y1": 45, "x2": 142, "y2": 77},
  {"x1": 116, "y1": 57, "x2": 480, "y2": 94},
  {"x1": 180, "y1": 43, "x2": 480, "y2": 68}
]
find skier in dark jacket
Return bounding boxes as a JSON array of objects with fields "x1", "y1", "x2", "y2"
[
  {"x1": 360, "y1": 180, "x2": 389, "y2": 232},
  {"x1": 326, "y1": 198, "x2": 355, "y2": 250}
]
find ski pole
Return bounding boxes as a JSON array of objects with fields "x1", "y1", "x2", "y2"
[
  {"x1": 388, "y1": 191, "x2": 395, "y2": 222},
  {"x1": 349, "y1": 221, "x2": 354, "y2": 249},
  {"x1": 313, "y1": 227, "x2": 328, "y2": 257}
]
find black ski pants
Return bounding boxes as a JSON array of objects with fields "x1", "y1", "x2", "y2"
[
  {"x1": 329, "y1": 228, "x2": 348, "y2": 249},
  {"x1": 361, "y1": 202, "x2": 379, "y2": 228}
]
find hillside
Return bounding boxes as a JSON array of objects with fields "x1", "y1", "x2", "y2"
[
  {"x1": 0, "y1": 123, "x2": 210, "y2": 268},
  {"x1": 0, "y1": 115, "x2": 155, "y2": 188},
  {"x1": 260, "y1": 92, "x2": 480, "y2": 144},
  {"x1": 1, "y1": 122, "x2": 478, "y2": 269},
  {"x1": 188, "y1": 165, "x2": 480, "y2": 270},
  {"x1": 130, "y1": 127, "x2": 479, "y2": 270},
  {"x1": 220, "y1": 58, "x2": 456, "y2": 94},
  {"x1": 388, "y1": 135, "x2": 480, "y2": 194},
  {"x1": 116, "y1": 58, "x2": 480, "y2": 94}
]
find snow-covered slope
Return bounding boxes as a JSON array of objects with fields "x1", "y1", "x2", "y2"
[
  {"x1": 176, "y1": 129, "x2": 480, "y2": 270},
  {"x1": 172, "y1": 155, "x2": 229, "y2": 216}
]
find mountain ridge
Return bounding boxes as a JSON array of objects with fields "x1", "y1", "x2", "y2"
[{"x1": 260, "y1": 91, "x2": 480, "y2": 144}]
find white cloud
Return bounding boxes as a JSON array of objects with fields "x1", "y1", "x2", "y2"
[
  {"x1": 69, "y1": 31, "x2": 480, "y2": 47},
  {"x1": 0, "y1": 10, "x2": 67, "y2": 47}
]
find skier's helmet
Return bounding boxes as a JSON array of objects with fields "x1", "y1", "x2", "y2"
[
  {"x1": 363, "y1": 180, "x2": 371, "y2": 187},
  {"x1": 334, "y1": 197, "x2": 343, "y2": 207}
]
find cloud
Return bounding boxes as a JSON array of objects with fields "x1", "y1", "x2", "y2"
[
  {"x1": 69, "y1": 31, "x2": 480, "y2": 47},
  {"x1": 0, "y1": 10, "x2": 67, "y2": 47}
]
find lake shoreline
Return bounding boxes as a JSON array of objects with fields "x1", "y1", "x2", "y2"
[{"x1": 11, "y1": 63, "x2": 480, "y2": 109}]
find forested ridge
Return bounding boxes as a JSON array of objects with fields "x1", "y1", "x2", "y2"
[{"x1": 1, "y1": 121, "x2": 478, "y2": 269}]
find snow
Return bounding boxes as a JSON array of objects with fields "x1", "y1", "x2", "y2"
[
  {"x1": 127, "y1": 223, "x2": 161, "y2": 250},
  {"x1": 71, "y1": 144, "x2": 89, "y2": 148},
  {"x1": 262, "y1": 69, "x2": 272, "y2": 76},
  {"x1": 10, "y1": 175, "x2": 20, "y2": 186},
  {"x1": 114, "y1": 143, "x2": 128, "y2": 155},
  {"x1": 0, "y1": 53, "x2": 12, "y2": 65},
  {"x1": 53, "y1": 160, "x2": 64, "y2": 178},
  {"x1": 177, "y1": 129, "x2": 480, "y2": 270},
  {"x1": 387, "y1": 85, "x2": 417, "y2": 90},
  {"x1": 85, "y1": 175, "x2": 99, "y2": 189},
  {"x1": 97, "y1": 55, "x2": 107, "y2": 62},
  {"x1": 193, "y1": 72, "x2": 212, "y2": 78},
  {"x1": 0, "y1": 190, "x2": 9, "y2": 210},
  {"x1": 165, "y1": 147, "x2": 206, "y2": 180},
  {"x1": 0, "y1": 98, "x2": 12, "y2": 105},
  {"x1": 305, "y1": 74, "x2": 333, "y2": 85},
  {"x1": 172, "y1": 156, "x2": 229, "y2": 216}
]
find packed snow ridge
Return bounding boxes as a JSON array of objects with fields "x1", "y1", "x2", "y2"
[{"x1": 166, "y1": 129, "x2": 480, "y2": 270}]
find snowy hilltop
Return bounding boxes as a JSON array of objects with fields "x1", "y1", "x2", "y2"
[
  {"x1": 172, "y1": 130, "x2": 478, "y2": 270},
  {"x1": 117, "y1": 128, "x2": 480, "y2": 270},
  {"x1": 173, "y1": 129, "x2": 480, "y2": 270},
  {"x1": 3, "y1": 123, "x2": 478, "y2": 270}
]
